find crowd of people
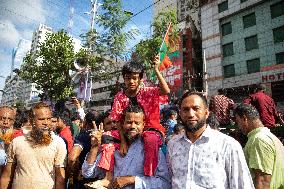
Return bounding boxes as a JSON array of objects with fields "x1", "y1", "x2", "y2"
[{"x1": 0, "y1": 56, "x2": 283, "y2": 189}]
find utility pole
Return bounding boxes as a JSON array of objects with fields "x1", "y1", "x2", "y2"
[
  {"x1": 67, "y1": 0, "x2": 74, "y2": 35},
  {"x1": 85, "y1": 0, "x2": 102, "y2": 32}
]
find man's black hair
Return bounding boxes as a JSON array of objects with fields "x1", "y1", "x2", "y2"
[
  {"x1": 217, "y1": 88, "x2": 226, "y2": 95},
  {"x1": 85, "y1": 112, "x2": 96, "y2": 126},
  {"x1": 173, "y1": 124, "x2": 184, "y2": 134},
  {"x1": 179, "y1": 91, "x2": 208, "y2": 108},
  {"x1": 122, "y1": 61, "x2": 145, "y2": 79},
  {"x1": 206, "y1": 112, "x2": 219, "y2": 130},
  {"x1": 234, "y1": 103, "x2": 260, "y2": 120},
  {"x1": 124, "y1": 105, "x2": 144, "y2": 115},
  {"x1": 14, "y1": 109, "x2": 31, "y2": 129},
  {"x1": 70, "y1": 113, "x2": 81, "y2": 121},
  {"x1": 255, "y1": 83, "x2": 266, "y2": 92},
  {"x1": 96, "y1": 109, "x2": 111, "y2": 125}
]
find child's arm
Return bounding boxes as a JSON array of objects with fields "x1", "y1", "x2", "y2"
[{"x1": 152, "y1": 55, "x2": 170, "y2": 95}]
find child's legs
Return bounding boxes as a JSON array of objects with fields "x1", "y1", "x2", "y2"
[
  {"x1": 98, "y1": 143, "x2": 119, "y2": 171},
  {"x1": 142, "y1": 130, "x2": 163, "y2": 176}
]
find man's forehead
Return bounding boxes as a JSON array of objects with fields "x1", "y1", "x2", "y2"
[
  {"x1": 0, "y1": 107, "x2": 15, "y2": 116},
  {"x1": 125, "y1": 112, "x2": 144, "y2": 119},
  {"x1": 34, "y1": 107, "x2": 51, "y2": 116},
  {"x1": 124, "y1": 73, "x2": 140, "y2": 77},
  {"x1": 181, "y1": 95, "x2": 205, "y2": 107}
]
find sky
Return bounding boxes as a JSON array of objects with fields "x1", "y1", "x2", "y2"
[{"x1": 0, "y1": 0, "x2": 153, "y2": 100}]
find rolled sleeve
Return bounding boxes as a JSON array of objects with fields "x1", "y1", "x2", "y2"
[{"x1": 81, "y1": 153, "x2": 105, "y2": 179}]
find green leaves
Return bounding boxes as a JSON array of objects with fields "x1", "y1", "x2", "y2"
[
  {"x1": 82, "y1": 0, "x2": 139, "y2": 60},
  {"x1": 133, "y1": 9, "x2": 178, "y2": 77},
  {"x1": 20, "y1": 30, "x2": 76, "y2": 101}
]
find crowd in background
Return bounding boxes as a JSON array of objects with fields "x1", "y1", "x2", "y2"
[{"x1": 0, "y1": 57, "x2": 283, "y2": 189}]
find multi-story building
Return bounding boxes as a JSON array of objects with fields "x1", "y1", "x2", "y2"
[
  {"x1": 201, "y1": 0, "x2": 284, "y2": 111},
  {"x1": 1, "y1": 24, "x2": 53, "y2": 107},
  {"x1": 31, "y1": 24, "x2": 53, "y2": 54},
  {"x1": 1, "y1": 75, "x2": 41, "y2": 106},
  {"x1": 88, "y1": 57, "x2": 124, "y2": 113},
  {"x1": 153, "y1": 0, "x2": 177, "y2": 18}
]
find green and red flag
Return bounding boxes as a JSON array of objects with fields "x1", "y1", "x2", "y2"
[
  {"x1": 159, "y1": 22, "x2": 180, "y2": 71},
  {"x1": 150, "y1": 22, "x2": 180, "y2": 82}
]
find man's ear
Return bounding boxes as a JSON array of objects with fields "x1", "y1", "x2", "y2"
[{"x1": 205, "y1": 108, "x2": 210, "y2": 119}]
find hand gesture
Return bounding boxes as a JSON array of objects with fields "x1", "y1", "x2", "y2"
[
  {"x1": 89, "y1": 122, "x2": 104, "y2": 147},
  {"x1": 152, "y1": 55, "x2": 160, "y2": 70},
  {"x1": 112, "y1": 176, "x2": 135, "y2": 189},
  {"x1": 71, "y1": 97, "x2": 81, "y2": 109}
]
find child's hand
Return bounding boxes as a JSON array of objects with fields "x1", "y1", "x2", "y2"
[
  {"x1": 119, "y1": 140, "x2": 128, "y2": 157},
  {"x1": 152, "y1": 55, "x2": 160, "y2": 70}
]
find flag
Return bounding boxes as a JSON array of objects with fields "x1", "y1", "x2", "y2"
[
  {"x1": 159, "y1": 22, "x2": 180, "y2": 71},
  {"x1": 150, "y1": 22, "x2": 180, "y2": 82}
]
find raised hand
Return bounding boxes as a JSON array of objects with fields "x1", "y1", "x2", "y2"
[
  {"x1": 152, "y1": 55, "x2": 160, "y2": 70},
  {"x1": 89, "y1": 122, "x2": 104, "y2": 147}
]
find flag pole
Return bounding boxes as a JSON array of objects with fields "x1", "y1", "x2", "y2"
[{"x1": 159, "y1": 22, "x2": 172, "y2": 52}]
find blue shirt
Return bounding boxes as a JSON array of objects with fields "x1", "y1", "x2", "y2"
[{"x1": 82, "y1": 137, "x2": 171, "y2": 189}]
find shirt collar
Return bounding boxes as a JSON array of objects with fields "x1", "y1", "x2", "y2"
[
  {"x1": 180, "y1": 125, "x2": 212, "y2": 143},
  {"x1": 247, "y1": 127, "x2": 269, "y2": 138}
]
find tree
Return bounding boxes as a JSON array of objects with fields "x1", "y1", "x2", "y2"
[
  {"x1": 81, "y1": 0, "x2": 139, "y2": 60},
  {"x1": 20, "y1": 30, "x2": 76, "y2": 102},
  {"x1": 134, "y1": 9, "x2": 179, "y2": 78}
]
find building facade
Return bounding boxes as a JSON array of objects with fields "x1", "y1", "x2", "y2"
[
  {"x1": 1, "y1": 75, "x2": 41, "y2": 107},
  {"x1": 2, "y1": 24, "x2": 52, "y2": 107},
  {"x1": 201, "y1": 0, "x2": 284, "y2": 111},
  {"x1": 31, "y1": 24, "x2": 53, "y2": 54},
  {"x1": 153, "y1": 0, "x2": 177, "y2": 18}
]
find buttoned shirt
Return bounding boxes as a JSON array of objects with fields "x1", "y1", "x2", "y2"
[
  {"x1": 167, "y1": 126, "x2": 254, "y2": 189},
  {"x1": 245, "y1": 127, "x2": 284, "y2": 189},
  {"x1": 82, "y1": 137, "x2": 171, "y2": 189},
  {"x1": 243, "y1": 91, "x2": 278, "y2": 127}
]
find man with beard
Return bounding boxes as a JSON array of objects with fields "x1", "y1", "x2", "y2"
[
  {"x1": 0, "y1": 102, "x2": 67, "y2": 189},
  {"x1": 0, "y1": 106, "x2": 16, "y2": 145},
  {"x1": 0, "y1": 106, "x2": 16, "y2": 174},
  {"x1": 81, "y1": 105, "x2": 171, "y2": 189},
  {"x1": 167, "y1": 91, "x2": 254, "y2": 189}
]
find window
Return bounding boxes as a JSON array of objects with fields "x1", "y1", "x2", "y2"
[
  {"x1": 240, "y1": 0, "x2": 248, "y2": 2},
  {"x1": 276, "y1": 52, "x2": 284, "y2": 64},
  {"x1": 247, "y1": 58, "x2": 260, "y2": 74},
  {"x1": 218, "y1": 1, "x2": 228, "y2": 13},
  {"x1": 270, "y1": 1, "x2": 284, "y2": 19},
  {"x1": 221, "y1": 22, "x2": 232, "y2": 36},
  {"x1": 273, "y1": 26, "x2": 284, "y2": 43},
  {"x1": 224, "y1": 64, "x2": 235, "y2": 78},
  {"x1": 245, "y1": 35, "x2": 259, "y2": 51},
  {"x1": 222, "y1": 42, "x2": 234, "y2": 57},
  {"x1": 243, "y1": 13, "x2": 256, "y2": 28}
]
